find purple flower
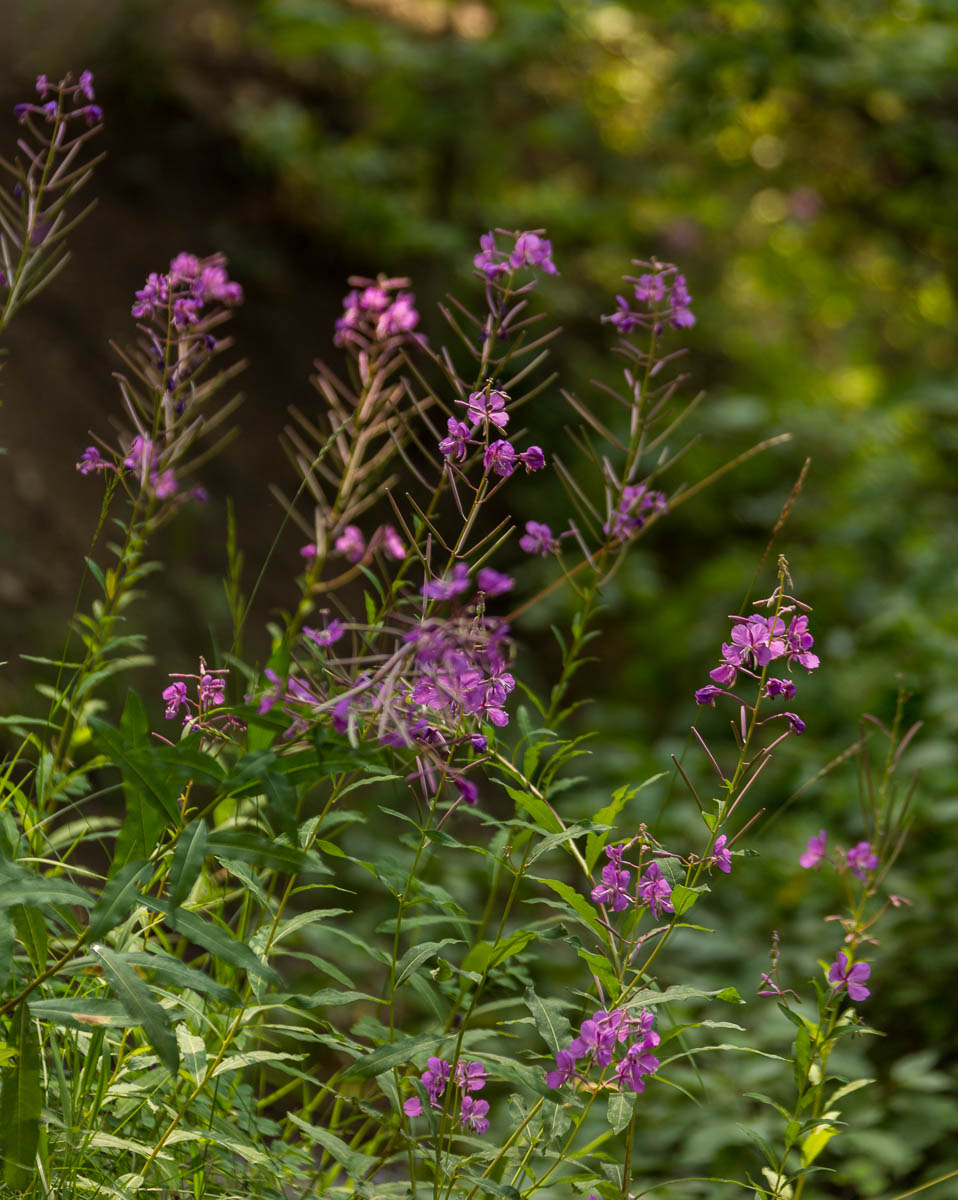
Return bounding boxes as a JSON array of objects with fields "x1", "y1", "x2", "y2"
[
  {"x1": 154, "y1": 469, "x2": 178, "y2": 499},
  {"x1": 615, "y1": 1041, "x2": 660, "y2": 1092},
  {"x1": 730, "y1": 614, "x2": 786, "y2": 667},
  {"x1": 78, "y1": 70, "x2": 95, "y2": 102},
  {"x1": 695, "y1": 684, "x2": 725, "y2": 706},
  {"x1": 454, "y1": 775, "x2": 479, "y2": 805},
  {"x1": 456, "y1": 1061, "x2": 486, "y2": 1093},
  {"x1": 257, "y1": 668, "x2": 285, "y2": 716},
  {"x1": 519, "y1": 445, "x2": 546, "y2": 472},
  {"x1": 76, "y1": 446, "x2": 109, "y2": 475},
  {"x1": 162, "y1": 681, "x2": 188, "y2": 719},
  {"x1": 300, "y1": 543, "x2": 318, "y2": 559},
  {"x1": 377, "y1": 292, "x2": 419, "y2": 337},
  {"x1": 668, "y1": 274, "x2": 695, "y2": 329},
  {"x1": 199, "y1": 674, "x2": 226, "y2": 708},
  {"x1": 828, "y1": 952, "x2": 871, "y2": 1002},
  {"x1": 473, "y1": 232, "x2": 510, "y2": 277},
  {"x1": 35, "y1": 75, "x2": 51, "y2": 98},
  {"x1": 708, "y1": 662, "x2": 738, "y2": 687},
  {"x1": 439, "y1": 417, "x2": 472, "y2": 461},
  {"x1": 634, "y1": 273, "x2": 666, "y2": 303},
  {"x1": 710, "y1": 834, "x2": 732, "y2": 874},
  {"x1": 637, "y1": 862, "x2": 674, "y2": 918},
  {"x1": 546, "y1": 1048, "x2": 576, "y2": 1089},
  {"x1": 460, "y1": 1096, "x2": 490, "y2": 1134},
  {"x1": 519, "y1": 520, "x2": 559, "y2": 556},
  {"x1": 421, "y1": 1057, "x2": 451, "y2": 1108},
  {"x1": 335, "y1": 524, "x2": 365, "y2": 563},
  {"x1": 786, "y1": 615, "x2": 820, "y2": 671},
  {"x1": 83, "y1": 105, "x2": 103, "y2": 126},
  {"x1": 379, "y1": 524, "x2": 406, "y2": 561},
  {"x1": 846, "y1": 841, "x2": 878, "y2": 881},
  {"x1": 476, "y1": 568, "x2": 514, "y2": 596},
  {"x1": 403, "y1": 1096, "x2": 423, "y2": 1117},
  {"x1": 765, "y1": 677, "x2": 796, "y2": 699},
  {"x1": 603, "y1": 295, "x2": 641, "y2": 333},
  {"x1": 785, "y1": 712, "x2": 806, "y2": 735},
  {"x1": 421, "y1": 563, "x2": 471, "y2": 600},
  {"x1": 304, "y1": 620, "x2": 345, "y2": 648},
  {"x1": 483, "y1": 439, "x2": 517, "y2": 477},
  {"x1": 799, "y1": 830, "x2": 827, "y2": 870},
  {"x1": 509, "y1": 231, "x2": 558, "y2": 275},
  {"x1": 464, "y1": 389, "x2": 509, "y2": 431}
]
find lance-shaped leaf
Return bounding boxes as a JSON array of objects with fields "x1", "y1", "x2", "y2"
[
  {"x1": 90, "y1": 943, "x2": 179, "y2": 1077},
  {"x1": 0, "y1": 1002, "x2": 41, "y2": 1189}
]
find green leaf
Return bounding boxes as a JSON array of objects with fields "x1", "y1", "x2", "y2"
[
  {"x1": 526, "y1": 823, "x2": 599, "y2": 865},
  {"x1": 0, "y1": 1003, "x2": 41, "y2": 1189},
  {"x1": 115, "y1": 949, "x2": 237, "y2": 1003},
  {"x1": 287, "y1": 1112, "x2": 378, "y2": 1179},
  {"x1": 535, "y1": 877, "x2": 606, "y2": 940},
  {"x1": 502, "y1": 785, "x2": 562, "y2": 834},
  {"x1": 801, "y1": 1119, "x2": 840, "y2": 1166},
  {"x1": 462, "y1": 929, "x2": 538, "y2": 975},
  {"x1": 89, "y1": 860, "x2": 151, "y2": 940},
  {"x1": 585, "y1": 775, "x2": 665, "y2": 870},
  {"x1": 11, "y1": 905, "x2": 47, "y2": 974},
  {"x1": 524, "y1": 987, "x2": 572, "y2": 1055},
  {"x1": 177, "y1": 1028, "x2": 206, "y2": 1081},
  {"x1": 457, "y1": 1171, "x2": 521, "y2": 1200},
  {"x1": 396, "y1": 939, "x2": 460, "y2": 986},
  {"x1": 170, "y1": 820, "x2": 208, "y2": 908},
  {"x1": 206, "y1": 830, "x2": 308, "y2": 874},
  {"x1": 606, "y1": 1090, "x2": 635, "y2": 1135},
  {"x1": 0, "y1": 877, "x2": 93, "y2": 910},
  {"x1": 343, "y1": 1032, "x2": 450, "y2": 1080},
  {"x1": 0, "y1": 910, "x2": 13, "y2": 991},
  {"x1": 90, "y1": 944, "x2": 179, "y2": 1077},
  {"x1": 28, "y1": 997, "x2": 131, "y2": 1030},
  {"x1": 139, "y1": 896, "x2": 280, "y2": 984}
]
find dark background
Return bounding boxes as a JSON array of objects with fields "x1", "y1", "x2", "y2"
[{"x1": 2, "y1": 1, "x2": 957, "y2": 1193}]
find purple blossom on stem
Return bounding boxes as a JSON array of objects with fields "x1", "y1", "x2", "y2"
[
  {"x1": 476, "y1": 568, "x2": 514, "y2": 596},
  {"x1": 709, "y1": 834, "x2": 732, "y2": 874},
  {"x1": 483, "y1": 439, "x2": 517, "y2": 477},
  {"x1": 518, "y1": 445, "x2": 546, "y2": 472},
  {"x1": 765, "y1": 677, "x2": 796, "y2": 699},
  {"x1": 519, "y1": 521, "x2": 559, "y2": 556},
  {"x1": 460, "y1": 1096, "x2": 491, "y2": 1134},
  {"x1": 846, "y1": 841, "x2": 878, "y2": 881},
  {"x1": 463, "y1": 389, "x2": 509, "y2": 431},
  {"x1": 76, "y1": 446, "x2": 109, "y2": 475},
  {"x1": 510, "y1": 231, "x2": 558, "y2": 274},
  {"x1": 638, "y1": 862, "x2": 674, "y2": 917},
  {"x1": 421, "y1": 563, "x2": 471, "y2": 600},
  {"x1": 545, "y1": 1048, "x2": 576, "y2": 1089},
  {"x1": 786, "y1": 614, "x2": 820, "y2": 671},
  {"x1": 799, "y1": 830, "x2": 827, "y2": 870},
  {"x1": 785, "y1": 712, "x2": 806, "y2": 735},
  {"x1": 455, "y1": 1061, "x2": 486, "y2": 1093},
  {"x1": 304, "y1": 620, "x2": 346, "y2": 648},
  {"x1": 379, "y1": 524, "x2": 406, "y2": 561},
  {"x1": 162, "y1": 681, "x2": 188, "y2": 719},
  {"x1": 335, "y1": 524, "x2": 365, "y2": 563},
  {"x1": 439, "y1": 417, "x2": 472, "y2": 461},
  {"x1": 695, "y1": 684, "x2": 725, "y2": 706},
  {"x1": 828, "y1": 952, "x2": 871, "y2": 1002},
  {"x1": 199, "y1": 674, "x2": 226, "y2": 708}
]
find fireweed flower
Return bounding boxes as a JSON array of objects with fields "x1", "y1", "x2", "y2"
[
  {"x1": 460, "y1": 1096, "x2": 491, "y2": 1134},
  {"x1": 604, "y1": 484, "x2": 668, "y2": 541},
  {"x1": 828, "y1": 951, "x2": 871, "y2": 1002},
  {"x1": 335, "y1": 525, "x2": 365, "y2": 563},
  {"x1": 483, "y1": 439, "x2": 517, "y2": 477},
  {"x1": 76, "y1": 446, "x2": 110, "y2": 475},
  {"x1": 519, "y1": 520, "x2": 559, "y2": 556},
  {"x1": 456, "y1": 1061, "x2": 486, "y2": 1093},
  {"x1": 474, "y1": 229, "x2": 558, "y2": 277},
  {"x1": 765, "y1": 677, "x2": 797, "y2": 699},
  {"x1": 846, "y1": 840, "x2": 879, "y2": 881},
  {"x1": 198, "y1": 673, "x2": 226, "y2": 708},
  {"x1": 462, "y1": 388, "x2": 509, "y2": 431},
  {"x1": 709, "y1": 834, "x2": 732, "y2": 874},
  {"x1": 333, "y1": 275, "x2": 419, "y2": 348},
  {"x1": 421, "y1": 563, "x2": 471, "y2": 600},
  {"x1": 800, "y1": 830, "x2": 827, "y2": 870},
  {"x1": 476, "y1": 568, "x2": 514, "y2": 596},
  {"x1": 303, "y1": 619, "x2": 346, "y2": 648},
  {"x1": 378, "y1": 524, "x2": 406, "y2": 560},
  {"x1": 638, "y1": 862, "x2": 674, "y2": 917},
  {"x1": 591, "y1": 844, "x2": 632, "y2": 911},
  {"x1": 439, "y1": 417, "x2": 472, "y2": 461},
  {"x1": 548, "y1": 1008, "x2": 659, "y2": 1095},
  {"x1": 695, "y1": 684, "x2": 725, "y2": 706},
  {"x1": 162, "y1": 681, "x2": 188, "y2": 719}
]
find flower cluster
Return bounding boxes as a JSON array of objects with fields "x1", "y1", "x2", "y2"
[
  {"x1": 546, "y1": 1008, "x2": 659, "y2": 1095},
  {"x1": 438, "y1": 384, "x2": 546, "y2": 481},
  {"x1": 695, "y1": 590, "x2": 819, "y2": 733},
  {"x1": 602, "y1": 260, "x2": 694, "y2": 334},
  {"x1": 403, "y1": 1057, "x2": 490, "y2": 1134},
  {"x1": 799, "y1": 830, "x2": 879, "y2": 881},
  {"x1": 76, "y1": 251, "x2": 244, "y2": 505},
  {"x1": 14, "y1": 70, "x2": 102, "y2": 128},
  {"x1": 333, "y1": 275, "x2": 419, "y2": 348},
  {"x1": 589, "y1": 844, "x2": 686, "y2": 917},
  {"x1": 160, "y1": 665, "x2": 244, "y2": 741},
  {"x1": 473, "y1": 229, "x2": 558, "y2": 278},
  {"x1": 604, "y1": 483, "x2": 668, "y2": 542}
]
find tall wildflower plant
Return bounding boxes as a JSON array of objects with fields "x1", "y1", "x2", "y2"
[{"x1": 0, "y1": 78, "x2": 931, "y2": 1200}]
